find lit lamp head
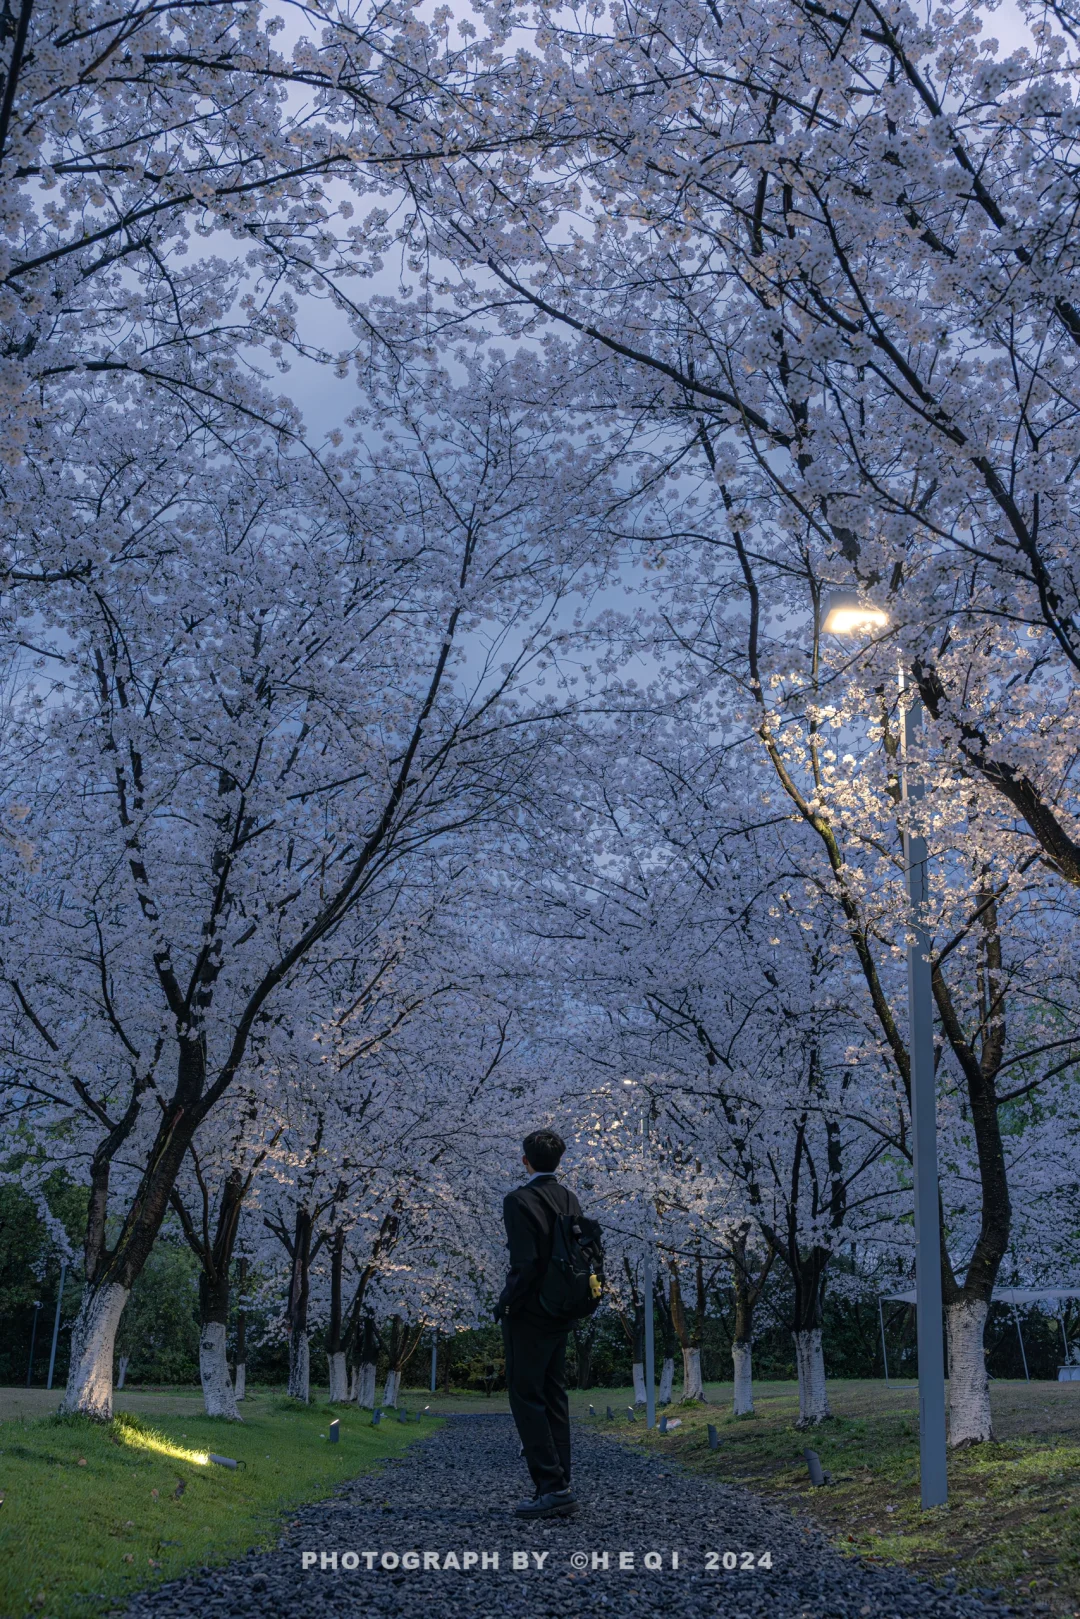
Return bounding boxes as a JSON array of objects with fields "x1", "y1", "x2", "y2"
[{"x1": 820, "y1": 589, "x2": 889, "y2": 636}]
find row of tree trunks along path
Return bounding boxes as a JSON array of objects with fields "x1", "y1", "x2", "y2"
[{"x1": 126, "y1": 1415, "x2": 1016, "y2": 1619}]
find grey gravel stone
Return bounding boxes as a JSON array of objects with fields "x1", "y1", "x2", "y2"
[{"x1": 125, "y1": 1413, "x2": 1020, "y2": 1619}]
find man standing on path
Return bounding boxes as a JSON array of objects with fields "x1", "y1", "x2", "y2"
[{"x1": 498, "y1": 1128, "x2": 580, "y2": 1520}]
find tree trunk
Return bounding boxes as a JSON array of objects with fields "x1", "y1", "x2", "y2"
[
  {"x1": 200, "y1": 1319, "x2": 239, "y2": 1419},
  {"x1": 628, "y1": 1296, "x2": 647, "y2": 1403},
  {"x1": 947, "y1": 1296, "x2": 993, "y2": 1445},
  {"x1": 931, "y1": 917, "x2": 1011, "y2": 1449},
  {"x1": 793, "y1": 1329, "x2": 831, "y2": 1425},
  {"x1": 61, "y1": 1282, "x2": 129, "y2": 1419},
  {"x1": 732, "y1": 1341, "x2": 754, "y2": 1416},
  {"x1": 355, "y1": 1315, "x2": 378, "y2": 1407},
  {"x1": 382, "y1": 1314, "x2": 403, "y2": 1406},
  {"x1": 727, "y1": 1222, "x2": 772, "y2": 1418},
  {"x1": 199, "y1": 1250, "x2": 239, "y2": 1420},
  {"x1": 669, "y1": 1263, "x2": 704, "y2": 1399},
  {"x1": 382, "y1": 1315, "x2": 425, "y2": 1403},
  {"x1": 654, "y1": 1280, "x2": 677, "y2": 1405},
  {"x1": 63, "y1": 1044, "x2": 214, "y2": 1419},
  {"x1": 327, "y1": 1352, "x2": 349, "y2": 1403},
  {"x1": 778, "y1": 1238, "x2": 832, "y2": 1427},
  {"x1": 357, "y1": 1360, "x2": 377, "y2": 1407},
  {"x1": 285, "y1": 1208, "x2": 312, "y2": 1403},
  {"x1": 732, "y1": 1278, "x2": 754, "y2": 1412},
  {"x1": 326, "y1": 1226, "x2": 349, "y2": 1403},
  {"x1": 234, "y1": 1256, "x2": 247, "y2": 1401},
  {"x1": 681, "y1": 1345, "x2": 704, "y2": 1401},
  {"x1": 172, "y1": 1167, "x2": 246, "y2": 1420},
  {"x1": 572, "y1": 1322, "x2": 595, "y2": 1390},
  {"x1": 288, "y1": 1327, "x2": 310, "y2": 1402},
  {"x1": 65, "y1": 1037, "x2": 211, "y2": 1420}
]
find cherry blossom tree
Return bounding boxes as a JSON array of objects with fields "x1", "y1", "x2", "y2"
[
  {"x1": 169, "y1": 1091, "x2": 280, "y2": 1418},
  {"x1": 257, "y1": 952, "x2": 514, "y2": 1403},
  {"x1": 383, "y1": 0, "x2": 1080, "y2": 912},
  {"x1": 0, "y1": 362, "x2": 622, "y2": 1417},
  {"x1": 0, "y1": 0, "x2": 468, "y2": 521}
]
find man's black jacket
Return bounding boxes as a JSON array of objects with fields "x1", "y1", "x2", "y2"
[{"x1": 498, "y1": 1174, "x2": 582, "y2": 1328}]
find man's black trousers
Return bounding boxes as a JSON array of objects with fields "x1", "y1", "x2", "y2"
[{"x1": 502, "y1": 1315, "x2": 570, "y2": 1495}]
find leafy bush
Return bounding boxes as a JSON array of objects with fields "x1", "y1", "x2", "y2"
[{"x1": 115, "y1": 1243, "x2": 200, "y2": 1384}]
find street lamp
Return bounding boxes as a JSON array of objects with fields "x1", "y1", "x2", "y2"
[
  {"x1": 624, "y1": 1080, "x2": 656, "y2": 1429},
  {"x1": 820, "y1": 590, "x2": 948, "y2": 1509},
  {"x1": 820, "y1": 589, "x2": 890, "y2": 636},
  {"x1": 26, "y1": 1300, "x2": 42, "y2": 1388},
  {"x1": 47, "y1": 1260, "x2": 68, "y2": 1391}
]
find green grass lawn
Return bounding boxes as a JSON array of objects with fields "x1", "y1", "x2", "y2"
[
  {"x1": 10, "y1": 1377, "x2": 1077, "y2": 1617},
  {"x1": 587, "y1": 1379, "x2": 1080, "y2": 1616},
  {"x1": 0, "y1": 1391, "x2": 439, "y2": 1619}
]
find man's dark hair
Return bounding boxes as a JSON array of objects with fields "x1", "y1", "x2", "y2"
[{"x1": 523, "y1": 1129, "x2": 565, "y2": 1173}]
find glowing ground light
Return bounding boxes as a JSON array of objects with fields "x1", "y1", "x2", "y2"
[{"x1": 118, "y1": 1429, "x2": 209, "y2": 1467}]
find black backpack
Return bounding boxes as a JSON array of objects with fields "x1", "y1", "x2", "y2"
[{"x1": 537, "y1": 1206, "x2": 605, "y2": 1322}]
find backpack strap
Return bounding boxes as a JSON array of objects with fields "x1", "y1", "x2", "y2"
[{"x1": 524, "y1": 1179, "x2": 578, "y2": 1264}]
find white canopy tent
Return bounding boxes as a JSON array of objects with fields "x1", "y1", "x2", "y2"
[{"x1": 877, "y1": 1289, "x2": 1080, "y2": 1385}]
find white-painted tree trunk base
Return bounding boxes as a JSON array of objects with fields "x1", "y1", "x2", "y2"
[
  {"x1": 234, "y1": 1363, "x2": 246, "y2": 1401},
  {"x1": 62, "y1": 1282, "x2": 130, "y2": 1420},
  {"x1": 732, "y1": 1341, "x2": 754, "y2": 1415},
  {"x1": 632, "y1": 1361, "x2": 647, "y2": 1405},
  {"x1": 794, "y1": 1329, "x2": 831, "y2": 1425},
  {"x1": 327, "y1": 1351, "x2": 349, "y2": 1403},
  {"x1": 681, "y1": 1346, "x2": 705, "y2": 1401},
  {"x1": 200, "y1": 1320, "x2": 240, "y2": 1419},
  {"x1": 383, "y1": 1369, "x2": 400, "y2": 1408},
  {"x1": 356, "y1": 1361, "x2": 377, "y2": 1409},
  {"x1": 287, "y1": 1331, "x2": 310, "y2": 1402},
  {"x1": 658, "y1": 1357, "x2": 674, "y2": 1404},
  {"x1": 947, "y1": 1297, "x2": 993, "y2": 1445},
  {"x1": 116, "y1": 1356, "x2": 129, "y2": 1390}
]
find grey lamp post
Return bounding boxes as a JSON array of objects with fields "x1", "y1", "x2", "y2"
[
  {"x1": 642, "y1": 1247, "x2": 656, "y2": 1431},
  {"x1": 625, "y1": 1081, "x2": 656, "y2": 1428},
  {"x1": 26, "y1": 1300, "x2": 42, "y2": 1387},
  {"x1": 821, "y1": 592, "x2": 948, "y2": 1508},
  {"x1": 46, "y1": 1260, "x2": 68, "y2": 1391}
]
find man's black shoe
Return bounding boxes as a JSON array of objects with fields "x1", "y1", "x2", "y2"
[{"x1": 513, "y1": 1488, "x2": 577, "y2": 1519}]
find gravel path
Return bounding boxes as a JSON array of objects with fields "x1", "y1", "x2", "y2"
[{"x1": 127, "y1": 1413, "x2": 1022, "y2": 1619}]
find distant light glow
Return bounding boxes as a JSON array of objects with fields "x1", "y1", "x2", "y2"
[
  {"x1": 824, "y1": 605, "x2": 890, "y2": 634},
  {"x1": 821, "y1": 590, "x2": 889, "y2": 635}
]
